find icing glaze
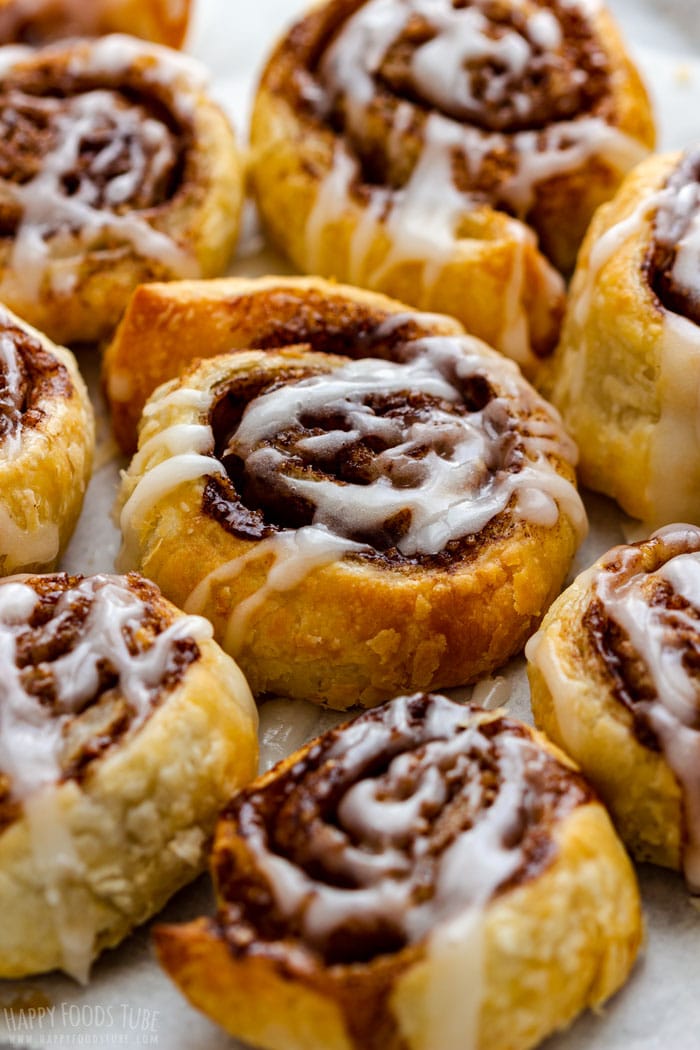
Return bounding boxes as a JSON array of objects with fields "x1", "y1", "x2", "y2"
[
  {"x1": 593, "y1": 530, "x2": 700, "y2": 890},
  {"x1": 121, "y1": 334, "x2": 585, "y2": 653},
  {"x1": 300, "y1": 0, "x2": 644, "y2": 364},
  {"x1": 0, "y1": 573, "x2": 212, "y2": 802},
  {"x1": 0, "y1": 39, "x2": 203, "y2": 301}
]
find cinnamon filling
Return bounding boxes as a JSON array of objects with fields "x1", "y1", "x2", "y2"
[
  {"x1": 647, "y1": 147, "x2": 700, "y2": 326},
  {"x1": 0, "y1": 572, "x2": 202, "y2": 830},
  {"x1": 202, "y1": 346, "x2": 527, "y2": 567},
  {"x1": 272, "y1": 0, "x2": 612, "y2": 203},
  {"x1": 0, "y1": 320, "x2": 73, "y2": 444},
  {"x1": 214, "y1": 694, "x2": 592, "y2": 968},
  {"x1": 581, "y1": 525, "x2": 700, "y2": 889},
  {"x1": 0, "y1": 83, "x2": 185, "y2": 238},
  {"x1": 585, "y1": 529, "x2": 700, "y2": 752}
]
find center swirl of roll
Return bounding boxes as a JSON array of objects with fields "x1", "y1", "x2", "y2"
[
  {"x1": 0, "y1": 86, "x2": 182, "y2": 237},
  {"x1": 0, "y1": 573, "x2": 210, "y2": 820},
  {"x1": 0, "y1": 316, "x2": 72, "y2": 451},
  {"x1": 209, "y1": 339, "x2": 579, "y2": 559},
  {"x1": 304, "y1": 0, "x2": 610, "y2": 204},
  {"x1": 322, "y1": 0, "x2": 607, "y2": 135},
  {"x1": 584, "y1": 525, "x2": 700, "y2": 744},
  {"x1": 648, "y1": 148, "x2": 700, "y2": 326},
  {"x1": 217, "y1": 694, "x2": 591, "y2": 965}
]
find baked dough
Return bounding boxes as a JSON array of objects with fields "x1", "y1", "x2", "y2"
[
  {"x1": 527, "y1": 523, "x2": 700, "y2": 889},
  {"x1": 103, "y1": 275, "x2": 466, "y2": 455},
  {"x1": 155, "y1": 692, "x2": 642, "y2": 1050},
  {"x1": 0, "y1": 35, "x2": 242, "y2": 346},
  {"x1": 0, "y1": 570, "x2": 258, "y2": 981},
  {"x1": 0, "y1": 0, "x2": 191, "y2": 47},
  {"x1": 249, "y1": 0, "x2": 654, "y2": 373},
  {"x1": 538, "y1": 148, "x2": 700, "y2": 528},
  {"x1": 0, "y1": 303, "x2": 93, "y2": 574},
  {"x1": 116, "y1": 306, "x2": 586, "y2": 708}
]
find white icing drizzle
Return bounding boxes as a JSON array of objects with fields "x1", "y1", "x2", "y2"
[
  {"x1": 245, "y1": 699, "x2": 530, "y2": 939},
  {"x1": 0, "y1": 574, "x2": 212, "y2": 802},
  {"x1": 122, "y1": 336, "x2": 585, "y2": 650},
  {"x1": 0, "y1": 39, "x2": 203, "y2": 301},
  {"x1": 227, "y1": 338, "x2": 586, "y2": 556},
  {"x1": 65, "y1": 34, "x2": 209, "y2": 107},
  {"x1": 237, "y1": 695, "x2": 567, "y2": 1048},
  {"x1": 572, "y1": 189, "x2": 666, "y2": 329},
  {"x1": 566, "y1": 153, "x2": 700, "y2": 523},
  {"x1": 119, "y1": 452, "x2": 225, "y2": 570},
  {"x1": 589, "y1": 530, "x2": 700, "y2": 890},
  {"x1": 0, "y1": 330, "x2": 23, "y2": 458},
  {"x1": 184, "y1": 526, "x2": 367, "y2": 655},
  {"x1": 303, "y1": 0, "x2": 643, "y2": 364},
  {"x1": 24, "y1": 787, "x2": 97, "y2": 984},
  {"x1": 0, "y1": 572, "x2": 212, "y2": 981}
]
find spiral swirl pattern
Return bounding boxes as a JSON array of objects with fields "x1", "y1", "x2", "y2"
[
  {"x1": 215, "y1": 693, "x2": 593, "y2": 966},
  {"x1": 647, "y1": 148, "x2": 700, "y2": 327},
  {"x1": 0, "y1": 571, "x2": 211, "y2": 821}
]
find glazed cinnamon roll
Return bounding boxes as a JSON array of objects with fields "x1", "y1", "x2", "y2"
[
  {"x1": 103, "y1": 276, "x2": 465, "y2": 455},
  {"x1": 249, "y1": 0, "x2": 654, "y2": 372},
  {"x1": 0, "y1": 34, "x2": 242, "y2": 345},
  {"x1": 155, "y1": 693, "x2": 642, "y2": 1050},
  {"x1": 0, "y1": 0, "x2": 191, "y2": 47},
  {"x1": 0, "y1": 571, "x2": 258, "y2": 981},
  {"x1": 528, "y1": 524, "x2": 700, "y2": 890},
  {"x1": 540, "y1": 148, "x2": 700, "y2": 528},
  {"x1": 0, "y1": 304, "x2": 93, "y2": 574},
  {"x1": 117, "y1": 306, "x2": 586, "y2": 708}
]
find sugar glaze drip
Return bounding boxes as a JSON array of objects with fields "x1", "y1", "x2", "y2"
[
  {"x1": 591, "y1": 525, "x2": 700, "y2": 891},
  {"x1": 0, "y1": 36, "x2": 205, "y2": 301},
  {"x1": 0, "y1": 573, "x2": 212, "y2": 801}
]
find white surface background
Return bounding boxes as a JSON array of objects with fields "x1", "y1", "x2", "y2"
[{"x1": 2, "y1": 1, "x2": 700, "y2": 1047}]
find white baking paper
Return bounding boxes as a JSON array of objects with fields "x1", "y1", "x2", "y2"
[{"x1": 1, "y1": 0, "x2": 700, "y2": 1047}]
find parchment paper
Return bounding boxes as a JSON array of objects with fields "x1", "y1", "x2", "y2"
[{"x1": 1, "y1": 1, "x2": 700, "y2": 1046}]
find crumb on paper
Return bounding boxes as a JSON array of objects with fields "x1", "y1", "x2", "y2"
[{"x1": 675, "y1": 62, "x2": 694, "y2": 86}]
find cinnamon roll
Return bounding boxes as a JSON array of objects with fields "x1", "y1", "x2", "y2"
[
  {"x1": 0, "y1": 0, "x2": 191, "y2": 47},
  {"x1": 0, "y1": 34, "x2": 242, "y2": 346},
  {"x1": 527, "y1": 523, "x2": 700, "y2": 889},
  {"x1": 539, "y1": 148, "x2": 700, "y2": 528},
  {"x1": 249, "y1": 0, "x2": 654, "y2": 373},
  {"x1": 0, "y1": 570, "x2": 258, "y2": 981},
  {"x1": 117, "y1": 317, "x2": 586, "y2": 708},
  {"x1": 103, "y1": 275, "x2": 465, "y2": 455},
  {"x1": 155, "y1": 693, "x2": 642, "y2": 1050},
  {"x1": 0, "y1": 304, "x2": 93, "y2": 574}
]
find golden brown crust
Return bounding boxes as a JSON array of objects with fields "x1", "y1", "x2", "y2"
[
  {"x1": 0, "y1": 35, "x2": 242, "y2": 346},
  {"x1": 0, "y1": 0, "x2": 191, "y2": 47},
  {"x1": 0, "y1": 570, "x2": 258, "y2": 979},
  {"x1": 155, "y1": 695, "x2": 642, "y2": 1050},
  {"x1": 103, "y1": 276, "x2": 465, "y2": 455},
  {"x1": 249, "y1": 0, "x2": 654, "y2": 372},
  {"x1": 0, "y1": 304, "x2": 93, "y2": 574},
  {"x1": 116, "y1": 291, "x2": 585, "y2": 708},
  {"x1": 537, "y1": 148, "x2": 700, "y2": 528},
  {"x1": 527, "y1": 524, "x2": 700, "y2": 877}
]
